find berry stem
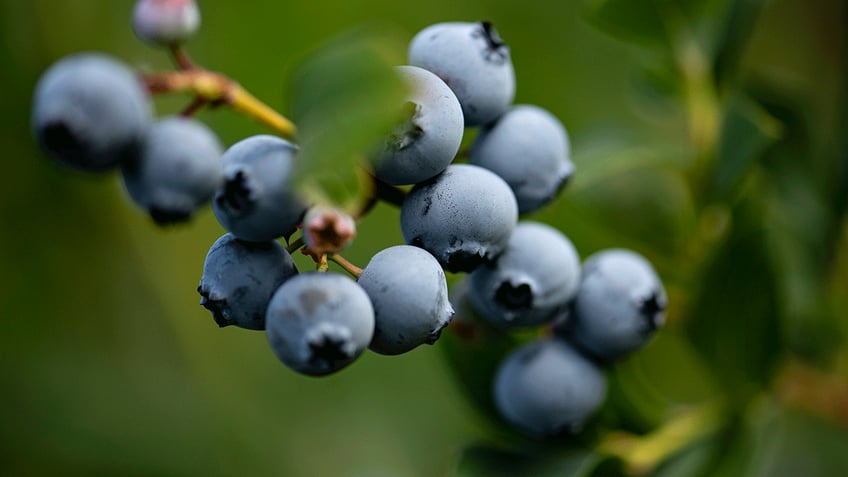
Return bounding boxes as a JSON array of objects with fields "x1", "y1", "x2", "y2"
[
  {"x1": 328, "y1": 254, "x2": 363, "y2": 278},
  {"x1": 317, "y1": 254, "x2": 330, "y2": 272},
  {"x1": 180, "y1": 96, "x2": 208, "y2": 117},
  {"x1": 142, "y1": 69, "x2": 297, "y2": 140},
  {"x1": 168, "y1": 45, "x2": 197, "y2": 70},
  {"x1": 228, "y1": 85, "x2": 297, "y2": 140},
  {"x1": 598, "y1": 404, "x2": 723, "y2": 475},
  {"x1": 286, "y1": 236, "x2": 305, "y2": 254}
]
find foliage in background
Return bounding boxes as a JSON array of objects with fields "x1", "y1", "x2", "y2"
[
  {"x1": 445, "y1": 0, "x2": 848, "y2": 475},
  {"x1": 0, "y1": 0, "x2": 846, "y2": 476}
]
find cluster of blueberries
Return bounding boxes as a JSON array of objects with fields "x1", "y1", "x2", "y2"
[{"x1": 30, "y1": 0, "x2": 667, "y2": 438}]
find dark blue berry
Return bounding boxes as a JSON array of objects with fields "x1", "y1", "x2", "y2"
[
  {"x1": 265, "y1": 272, "x2": 374, "y2": 376},
  {"x1": 32, "y1": 53, "x2": 151, "y2": 172},
  {"x1": 198, "y1": 233, "x2": 298, "y2": 330}
]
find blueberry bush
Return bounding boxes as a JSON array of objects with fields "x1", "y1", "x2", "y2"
[{"x1": 2, "y1": 0, "x2": 847, "y2": 476}]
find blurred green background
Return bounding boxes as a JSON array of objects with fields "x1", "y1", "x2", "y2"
[{"x1": 1, "y1": 0, "x2": 847, "y2": 476}]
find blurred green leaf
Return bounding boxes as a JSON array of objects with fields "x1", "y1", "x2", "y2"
[
  {"x1": 685, "y1": 402, "x2": 848, "y2": 477},
  {"x1": 712, "y1": 94, "x2": 782, "y2": 201},
  {"x1": 649, "y1": 433, "x2": 723, "y2": 477},
  {"x1": 452, "y1": 444, "x2": 625, "y2": 477},
  {"x1": 290, "y1": 27, "x2": 407, "y2": 209},
  {"x1": 651, "y1": 401, "x2": 848, "y2": 477},
  {"x1": 743, "y1": 87, "x2": 847, "y2": 364},
  {"x1": 583, "y1": 0, "x2": 672, "y2": 48},
  {"x1": 684, "y1": 201, "x2": 783, "y2": 397},
  {"x1": 711, "y1": 0, "x2": 765, "y2": 90},
  {"x1": 764, "y1": 157, "x2": 842, "y2": 364},
  {"x1": 595, "y1": 361, "x2": 671, "y2": 435},
  {"x1": 584, "y1": 0, "x2": 748, "y2": 60},
  {"x1": 565, "y1": 144, "x2": 694, "y2": 263},
  {"x1": 630, "y1": 57, "x2": 685, "y2": 110},
  {"x1": 747, "y1": 407, "x2": 848, "y2": 477},
  {"x1": 570, "y1": 145, "x2": 688, "y2": 194}
]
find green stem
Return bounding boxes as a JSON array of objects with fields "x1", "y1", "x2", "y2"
[
  {"x1": 143, "y1": 69, "x2": 297, "y2": 140},
  {"x1": 168, "y1": 45, "x2": 197, "y2": 71},
  {"x1": 317, "y1": 254, "x2": 329, "y2": 272},
  {"x1": 286, "y1": 236, "x2": 305, "y2": 254},
  {"x1": 328, "y1": 254, "x2": 363, "y2": 278},
  {"x1": 180, "y1": 96, "x2": 208, "y2": 117},
  {"x1": 598, "y1": 404, "x2": 723, "y2": 475}
]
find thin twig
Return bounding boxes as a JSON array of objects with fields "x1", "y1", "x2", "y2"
[
  {"x1": 180, "y1": 96, "x2": 208, "y2": 117},
  {"x1": 169, "y1": 45, "x2": 197, "y2": 70},
  {"x1": 328, "y1": 254, "x2": 363, "y2": 278},
  {"x1": 286, "y1": 236, "x2": 305, "y2": 254},
  {"x1": 142, "y1": 69, "x2": 296, "y2": 140}
]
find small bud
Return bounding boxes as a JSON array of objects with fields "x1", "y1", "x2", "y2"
[
  {"x1": 302, "y1": 205, "x2": 356, "y2": 257},
  {"x1": 132, "y1": 0, "x2": 200, "y2": 46}
]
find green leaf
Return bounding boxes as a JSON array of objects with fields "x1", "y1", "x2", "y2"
[
  {"x1": 683, "y1": 199, "x2": 783, "y2": 398},
  {"x1": 649, "y1": 433, "x2": 724, "y2": 477},
  {"x1": 569, "y1": 144, "x2": 688, "y2": 194},
  {"x1": 452, "y1": 445, "x2": 625, "y2": 477},
  {"x1": 594, "y1": 360, "x2": 672, "y2": 435},
  {"x1": 583, "y1": 0, "x2": 672, "y2": 48},
  {"x1": 289, "y1": 27, "x2": 407, "y2": 209},
  {"x1": 751, "y1": 407, "x2": 848, "y2": 477},
  {"x1": 583, "y1": 0, "x2": 736, "y2": 52},
  {"x1": 763, "y1": 156, "x2": 842, "y2": 364},
  {"x1": 711, "y1": 0, "x2": 765, "y2": 90},
  {"x1": 712, "y1": 94, "x2": 782, "y2": 201},
  {"x1": 659, "y1": 402, "x2": 848, "y2": 477},
  {"x1": 562, "y1": 142, "x2": 694, "y2": 262}
]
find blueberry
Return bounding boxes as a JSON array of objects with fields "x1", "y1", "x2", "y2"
[
  {"x1": 32, "y1": 53, "x2": 151, "y2": 172},
  {"x1": 132, "y1": 0, "x2": 200, "y2": 46},
  {"x1": 265, "y1": 272, "x2": 375, "y2": 376},
  {"x1": 469, "y1": 221, "x2": 580, "y2": 328},
  {"x1": 563, "y1": 249, "x2": 667, "y2": 362},
  {"x1": 212, "y1": 135, "x2": 307, "y2": 242},
  {"x1": 197, "y1": 233, "x2": 298, "y2": 330},
  {"x1": 400, "y1": 164, "x2": 518, "y2": 273},
  {"x1": 121, "y1": 116, "x2": 223, "y2": 224},
  {"x1": 494, "y1": 338, "x2": 607, "y2": 437},
  {"x1": 470, "y1": 105, "x2": 574, "y2": 214},
  {"x1": 370, "y1": 65, "x2": 464, "y2": 185},
  {"x1": 408, "y1": 21, "x2": 515, "y2": 126},
  {"x1": 358, "y1": 245, "x2": 454, "y2": 355}
]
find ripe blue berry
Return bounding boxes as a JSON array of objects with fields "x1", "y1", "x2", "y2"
[
  {"x1": 197, "y1": 233, "x2": 298, "y2": 330},
  {"x1": 469, "y1": 221, "x2": 580, "y2": 328},
  {"x1": 212, "y1": 135, "x2": 307, "y2": 242},
  {"x1": 400, "y1": 164, "x2": 518, "y2": 273},
  {"x1": 358, "y1": 246, "x2": 454, "y2": 355},
  {"x1": 132, "y1": 0, "x2": 200, "y2": 46},
  {"x1": 265, "y1": 272, "x2": 375, "y2": 376},
  {"x1": 408, "y1": 21, "x2": 515, "y2": 126},
  {"x1": 564, "y1": 249, "x2": 667, "y2": 362},
  {"x1": 470, "y1": 105, "x2": 574, "y2": 214},
  {"x1": 121, "y1": 116, "x2": 223, "y2": 224},
  {"x1": 370, "y1": 65, "x2": 464, "y2": 185},
  {"x1": 494, "y1": 338, "x2": 607, "y2": 436},
  {"x1": 32, "y1": 53, "x2": 151, "y2": 172}
]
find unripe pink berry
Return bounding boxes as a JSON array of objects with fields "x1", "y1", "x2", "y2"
[{"x1": 132, "y1": 0, "x2": 200, "y2": 46}]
